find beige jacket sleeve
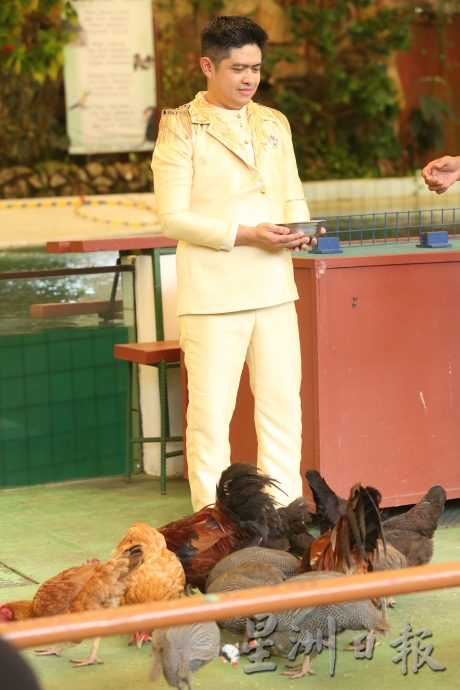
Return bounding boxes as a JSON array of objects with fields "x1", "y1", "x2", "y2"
[
  {"x1": 151, "y1": 111, "x2": 238, "y2": 251},
  {"x1": 275, "y1": 112, "x2": 310, "y2": 223}
]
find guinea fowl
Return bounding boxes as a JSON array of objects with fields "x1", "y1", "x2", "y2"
[
  {"x1": 150, "y1": 621, "x2": 239, "y2": 689},
  {"x1": 205, "y1": 566, "x2": 387, "y2": 678},
  {"x1": 206, "y1": 560, "x2": 294, "y2": 634},
  {"x1": 306, "y1": 471, "x2": 447, "y2": 566},
  {"x1": 205, "y1": 546, "x2": 302, "y2": 634},
  {"x1": 269, "y1": 571, "x2": 389, "y2": 678},
  {"x1": 158, "y1": 463, "x2": 310, "y2": 592},
  {"x1": 206, "y1": 546, "x2": 301, "y2": 591}
]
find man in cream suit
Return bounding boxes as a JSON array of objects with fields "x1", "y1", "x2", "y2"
[{"x1": 152, "y1": 16, "x2": 319, "y2": 511}]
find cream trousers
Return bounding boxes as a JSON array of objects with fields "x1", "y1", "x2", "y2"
[{"x1": 179, "y1": 302, "x2": 303, "y2": 511}]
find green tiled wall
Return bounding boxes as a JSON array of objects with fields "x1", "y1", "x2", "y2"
[{"x1": 0, "y1": 327, "x2": 129, "y2": 487}]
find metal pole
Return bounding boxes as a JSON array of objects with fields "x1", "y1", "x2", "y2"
[{"x1": 1, "y1": 561, "x2": 459, "y2": 649}]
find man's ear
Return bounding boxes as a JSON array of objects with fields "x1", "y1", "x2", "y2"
[{"x1": 200, "y1": 56, "x2": 213, "y2": 77}]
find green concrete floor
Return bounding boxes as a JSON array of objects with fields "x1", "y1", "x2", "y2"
[{"x1": 1, "y1": 475, "x2": 459, "y2": 690}]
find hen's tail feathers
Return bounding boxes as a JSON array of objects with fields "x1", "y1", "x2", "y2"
[
  {"x1": 215, "y1": 463, "x2": 284, "y2": 541},
  {"x1": 346, "y1": 485, "x2": 385, "y2": 558},
  {"x1": 305, "y1": 470, "x2": 347, "y2": 533},
  {"x1": 314, "y1": 483, "x2": 385, "y2": 572}
]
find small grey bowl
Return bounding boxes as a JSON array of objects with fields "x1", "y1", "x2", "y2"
[{"x1": 278, "y1": 220, "x2": 326, "y2": 236}]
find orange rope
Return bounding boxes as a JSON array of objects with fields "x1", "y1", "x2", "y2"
[{"x1": 1, "y1": 561, "x2": 459, "y2": 649}]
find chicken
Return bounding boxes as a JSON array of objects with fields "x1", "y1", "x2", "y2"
[
  {"x1": 306, "y1": 471, "x2": 447, "y2": 566},
  {"x1": 264, "y1": 496, "x2": 314, "y2": 555},
  {"x1": 379, "y1": 485, "x2": 447, "y2": 565},
  {"x1": 268, "y1": 571, "x2": 389, "y2": 678},
  {"x1": 158, "y1": 463, "x2": 292, "y2": 592},
  {"x1": 150, "y1": 621, "x2": 239, "y2": 689},
  {"x1": 305, "y1": 482, "x2": 384, "y2": 575},
  {"x1": 0, "y1": 545, "x2": 143, "y2": 666},
  {"x1": 306, "y1": 470, "x2": 347, "y2": 533},
  {"x1": 111, "y1": 522, "x2": 186, "y2": 646}
]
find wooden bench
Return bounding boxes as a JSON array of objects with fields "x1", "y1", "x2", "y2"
[
  {"x1": 30, "y1": 300, "x2": 123, "y2": 319},
  {"x1": 114, "y1": 340, "x2": 183, "y2": 493}
]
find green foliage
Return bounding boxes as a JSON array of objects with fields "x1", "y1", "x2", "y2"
[
  {"x1": 0, "y1": 0, "x2": 457, "y2": 180},
  {"x1": 265, "y1": 0, "x2": 415, "y2": 179},
  {"x1": 156, "y1": 0, "x2": 223, "y2": 106},
  {"x1": 0, "y1": 73, "x2": 69, "y2": 165},
  {"x1": 407, "y1": 90, "x2": 460, "y2": 163},
  {"x1": 0, "y1": 1, "x2": 77, "y2": 166},
  {"x1": 0, "y1": 1, "x2": 77, "y2": 82}
]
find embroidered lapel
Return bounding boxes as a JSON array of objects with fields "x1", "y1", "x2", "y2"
[
  {"x1": 189, "y1": 92, "x2": 277, "y2": 169},
  {"x1": 247, "y1": 101, "x2": 277, "y2": 168}
]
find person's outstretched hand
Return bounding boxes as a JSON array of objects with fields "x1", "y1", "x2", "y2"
[{"x1": 421, "y1": 155, "x2": 460, "y2": 194}]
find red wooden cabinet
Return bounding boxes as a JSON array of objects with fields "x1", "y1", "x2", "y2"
[{"x1": 183, "y1": 246, "x2": 460, "y2": 507}]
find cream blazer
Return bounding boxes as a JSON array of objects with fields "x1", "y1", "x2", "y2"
[{"x1": 151, "y1": 92, "x2": 310, "y2": 315}]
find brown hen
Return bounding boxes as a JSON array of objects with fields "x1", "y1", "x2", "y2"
[
  {"x1": 306, "y1": 471, "x2": 447, "y2": 566},
  {"x1": 380, "y1": 485, "x2": 447, "y2": 565},
  {"x1": 111, "y1": 522, "x2": 186, "y2": 646},
  {"x1": 0, "y1": 545, "x2": 143, "y2": 666}
]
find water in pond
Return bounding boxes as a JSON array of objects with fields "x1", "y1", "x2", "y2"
[{"x1": 0, "y1": 246, "x2": 124, "y2": 335}]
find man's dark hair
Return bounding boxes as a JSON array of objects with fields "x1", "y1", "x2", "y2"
[{"x1": 201, "y1": 16, "x2": 268, "y2": 66}]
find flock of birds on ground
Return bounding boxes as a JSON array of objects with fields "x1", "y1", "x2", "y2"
[{"x1": 0, "y1": 463, "x2": 447, "y2": 688}]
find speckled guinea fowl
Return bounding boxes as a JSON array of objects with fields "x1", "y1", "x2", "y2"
[
  {"x1": 206, "y1": 560, "x2": 289, "y2": 634},
  {"x1": 268, "y1": 571, "x2": 388, "y2": 678},
  {"x1": 150, "y1": 621, "x2": 224, "y2": 689},
  {"x1": 205, "y1": 546, "x2": 301, "y2": 590},
  {"x1": 208, "y1": 567, "x2": 387, "y2": 677}
]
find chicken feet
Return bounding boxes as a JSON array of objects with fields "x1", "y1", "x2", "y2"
[
  {"x1": 71, "y1": 637, "x2": 103, "y2": 666},
  {"x1": 281, "y1": 654, "x2": 315, "y2": 678}
]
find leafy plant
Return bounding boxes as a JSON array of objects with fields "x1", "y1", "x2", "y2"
[
  {"x1": 0, "y1": 0, "x2": 458, "y2": 180},
  {"x1": 155, "y1": 0, "x2": 223, "y2": 106},
  {"x1": 0, "y1": 1, "x2": 77, "y2": 81},
  {"x1": 408, "y1": 90, "x2": 460, "y2": 160},
  {"x1": 0, "y1": 1, "x2": 77, "y2": 165},
  {"x1": 262, "y1": 0, "x2": 415, "y2": 179}
]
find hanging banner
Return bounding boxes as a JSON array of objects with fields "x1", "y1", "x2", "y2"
[{"x1": 64, "y1": 0, "x2": 157, "y2": 154}]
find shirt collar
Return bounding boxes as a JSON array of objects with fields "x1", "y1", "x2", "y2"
[{"x1": 189, "y1": 91, "x2": 276, "y2": 124}]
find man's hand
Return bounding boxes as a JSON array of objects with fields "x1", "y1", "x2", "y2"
[
  {"x1": 291, "y1": 224, "x2": 327, "y2": 252},
  {"x1": 421, "y1": 155, "x2": 460, "y2": 194},
  {"x1": 236, "y1": 222, "x2": 325, "y2": 251}
]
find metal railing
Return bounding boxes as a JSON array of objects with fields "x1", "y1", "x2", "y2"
[
  {"x1": 322, "y1": 207, "x2": 459, "y2": 246},
  {"x1": 0, "y1": 561, "x2": 459, "y2": 649}
]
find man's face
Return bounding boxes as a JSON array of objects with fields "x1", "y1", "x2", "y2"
[{"x1": 201, "y1": 44, "x2": 262, "y2": 110}]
